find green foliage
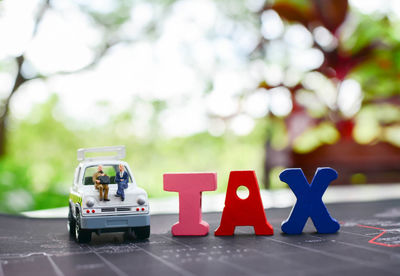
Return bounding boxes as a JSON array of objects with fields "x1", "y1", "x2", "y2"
[
  {"x1": 85, "y1": 1, "x2": 134, "y2": 29},
  {"x1": 350, "y1": 48, "x2": 400, "y2": 98},
  {"x1": 274, "y1": 0, "x2": 311, "y2": 11},
  {"x1": 0, "y1": 95, "x2": 267, "y2": 213},
  {"x1": 2, "y1": 0, "x2": 400, "y2": 214},
  {"x1": 341, "y1": 14, "x2": 390, "y2": 54},
  {"x1": 293, "y1": 122, "x2": 340, "y2": 153}
]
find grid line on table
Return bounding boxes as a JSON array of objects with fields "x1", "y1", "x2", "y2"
[
  {"x1": 135, "y1": 244, "x2": 197, "y2": 276},
  {"x1": 339, "y1": 229, "x2": 374, "y2": 237},
  {"x1": 272, "y1": 261, "x2": 353, "y2": 276},
  {"x1": 158, "y1": 233, "x2": 355, "y2": 276},
  {"x1": 310, "y1": 234, "x2": 400, "y2": 257},
  {"x1": 88, "y1": 246, "x2": 129, "y2": 276},
  {"x1": 160, "y1": 236, "x2": 193, "y2": 249},
  {"x1": 161, "y1": 235, "x2": 269, "y2": 276},
  {"x1": 268, "y1": 237, "x2": 397, "y2": 275},
  {"x1": 161, "y1": 231, "x2": 317, "y2": 274},
  {"x1": 0, "y1": 261, "x2": 4, "y2": 276},
  {"x1": 46, "y1": 255, "x2": 65, "y2": 276},
  {"x1": 218, "y1": 258, "x2": 265, "y2": 276}
]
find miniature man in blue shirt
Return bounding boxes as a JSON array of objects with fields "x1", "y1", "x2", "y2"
[{"x1": 115, "y1": 164, "x2": 129, "y2": 201}]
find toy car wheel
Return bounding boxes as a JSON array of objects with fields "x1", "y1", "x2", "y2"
[
  {"x1": 123, "y1": 228, "x2": 135, "y2": 240},
  {"x1": 75, "y1": 220, "x2": 92, "y2": 243},
  {"x1": 133, "y1": 226, "x2": 150, "y2": 239},
  {"x1": 67, "y1": 208, "x2": 76, "y2": 237}
]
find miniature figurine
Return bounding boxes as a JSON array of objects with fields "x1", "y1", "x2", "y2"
[
  {"x1": 115, "y1": 163, "x2": 129, "y2": 201},
  {"x1": 68, "y1": 146, "x2": 150, "y2": 243},
  {"x1": 93, "y1": 165, "x2": 110, "y2": 201}
]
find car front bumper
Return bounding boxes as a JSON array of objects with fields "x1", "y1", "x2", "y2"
[{"x1": 80, "y1": 214, "x2": 150, "y2": 229}]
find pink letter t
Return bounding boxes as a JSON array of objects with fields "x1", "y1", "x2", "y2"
[{"x1": 163, "y1": 173, "x2": 217, "y2": 236}]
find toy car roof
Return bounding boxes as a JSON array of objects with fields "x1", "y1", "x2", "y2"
[{"x1": 77, "y1": 146, "x2": 126, "y2": 162}]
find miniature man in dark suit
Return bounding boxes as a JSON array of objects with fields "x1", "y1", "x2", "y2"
[
  {"x1": 115, "y1": 164, "x2": 129, "y2": 201},
  {"x1": 93, "y1": 165, "x2": 110, "y2": 201}
]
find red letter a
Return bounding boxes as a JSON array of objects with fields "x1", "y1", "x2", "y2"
[{"x1": 215, "y1": 171, "x2": 273, "y2": 236}]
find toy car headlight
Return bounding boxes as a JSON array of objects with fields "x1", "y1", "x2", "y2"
[
  {"x1": 137, "y1": 196, "x2": 146, "y2": 205},
  {"x1": 86, "y1": 197, "x2": 95, "y2": 208}
]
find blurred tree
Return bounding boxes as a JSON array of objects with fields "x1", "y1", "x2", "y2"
[
  {"x1": 0, "y1": 0, "x2": 174, "y2": 156},
  {"x1": 254, "y1": 0, "x2": 400, "y2": 186},
  {"x1": 2, "y1": 0, "x2": 400, "y2": 213},
  {"x1": 0, "y1": 94, "x2": 266, "y2": 213}
]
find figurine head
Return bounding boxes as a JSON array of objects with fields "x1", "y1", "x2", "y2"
[
  {"x1": 97, "y1": 165, "x2": 103, "y2": 172},
  {"x1": 119, "y1": 164, "x2": 124, "y2": 172}
]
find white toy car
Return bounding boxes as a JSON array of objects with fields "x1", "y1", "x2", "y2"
[{"x1": 68, "y1": 146, "x2": 150, "y2": 243}]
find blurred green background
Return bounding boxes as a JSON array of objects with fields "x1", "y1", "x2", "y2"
[{"x1": 1, "y1": 0, "x2": 400, "y2": 213}]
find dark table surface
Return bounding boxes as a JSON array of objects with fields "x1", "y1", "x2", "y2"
[{"x1": 1, "y1": 199, "x2": 400, "y2": 276}]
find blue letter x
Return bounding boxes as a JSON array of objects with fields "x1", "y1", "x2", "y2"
[{"x1": 280, "y1": 167, "x2": 340, "y2": 234}]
